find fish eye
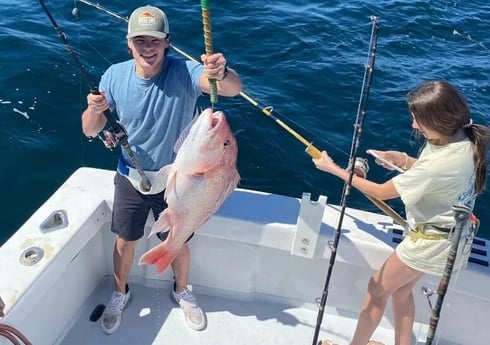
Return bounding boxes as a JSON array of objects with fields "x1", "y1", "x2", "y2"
[{"x1": 223, "y1": 139, "x2": 230, "y2": 147}]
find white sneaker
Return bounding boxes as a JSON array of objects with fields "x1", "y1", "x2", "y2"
[
  {"x1": 101, "y1": 287, "x2": 131, "y2": 334},
  {"x1": 172, "y1": 286, "x2": 206, "y2": 331}
]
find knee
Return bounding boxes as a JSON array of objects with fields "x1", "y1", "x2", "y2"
[
  {"x1": 366, "y1": 276, "x2": 390, "y2": 301},
  {"x1": 115, "y1": 237, "x2": 137, "y2": 251},
  {"x1": 179, "y1": 242, "x2": 190, "y2": 256},
  {"x1": 392, "y1": 286, "x2": 414, "y2": 301}
]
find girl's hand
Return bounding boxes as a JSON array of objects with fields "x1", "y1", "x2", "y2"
[
  {"x1": 369, "y1": 150, "x2": 407, "y2": 171},
  {"x1": 312, "y1": 151, "x2": 340, "y2": 174}
]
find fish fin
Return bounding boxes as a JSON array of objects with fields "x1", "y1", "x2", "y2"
[
  {"x1": 164, "y1": 170, "x2": 178, "y2": 199},
  {"x1": 138, "y1": 242, "x2": 179, "y2": 274},
  {"x1": 173, "y1": 108, "x2": 201, "y2": 154},
  {"x1": 157, "y1": 164, "x2": 172, "y2": 177},
  {"x1": 149, "y1": 209, "x2": 171, "y2": 237}
]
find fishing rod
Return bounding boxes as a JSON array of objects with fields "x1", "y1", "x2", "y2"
[
  {"x1": 425, "y1": 204, "x2": 472, "y2": 345},
  {"x1": 39, "y1": 0, "x2": 151, "y2": 192},
  {"x1": 72, "y1": 0, "x2": 323, "y2": 154},
  {"x1": 200, "y1": 0, "x2": 218, "y2": 107},
  {"x1": 72, "y1": 0, "x2": 407, "y2": 228},
  {"x1": 311, "y1": 16, "x2": 379, "y2": 345}
]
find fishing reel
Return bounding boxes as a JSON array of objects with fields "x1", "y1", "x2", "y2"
[
  {"x1": 93, "y1": 121, "x2": 128, "y2": 151},
  {"x1": 349, "y1": 157, "x2": 370, "y2": 178}
]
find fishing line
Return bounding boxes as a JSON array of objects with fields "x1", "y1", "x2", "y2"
[
  {"x1": 75, "y1": 0, "x2": 129, "y2": 22},
  {"x1": 72, "y1": 0, "x2": 348, "y2": 157},
  {"x1": 38, "y1": 0, "x2": 152, "y2": 192},
  {"x1": 452, "y1": 29, "x2": 488, "y2": 52},
  {"x1": 69, "y1": 2, "x2": 116, "y2": 67}
]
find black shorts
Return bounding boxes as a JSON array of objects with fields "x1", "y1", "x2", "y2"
[{"x1": 111, "y1": 173, "x2": 193, "y2": 243}]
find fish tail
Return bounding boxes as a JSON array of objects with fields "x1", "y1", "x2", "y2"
[{"x1": 138, "y1": 242, "x2": 179, "y2": 274}]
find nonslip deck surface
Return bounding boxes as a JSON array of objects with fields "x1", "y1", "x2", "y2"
[{"x1": 58, "y1": 277, "x2": 447, "y2": 345}]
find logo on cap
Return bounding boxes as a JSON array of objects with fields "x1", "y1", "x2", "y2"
[{"x1": 138, "y1": 12, "x2": 155, "y2": 26}]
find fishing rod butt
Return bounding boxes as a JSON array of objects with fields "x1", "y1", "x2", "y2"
[
  {"x1": 140, "y1": 180, "x2": 152, "y2": 193},
  {"x1": 305, "y1": 144, "x2": 322, "y2": 159},
  {"x1": 365, "y1": 194, "x2": 408, "y2": 229},
  {"x1": 452, "y1": 204, "x2": 472, "y2": 222}
]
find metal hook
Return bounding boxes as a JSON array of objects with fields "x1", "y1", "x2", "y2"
[{"x1": 421, "y1": 286, "x2": 434, "y2": 310}]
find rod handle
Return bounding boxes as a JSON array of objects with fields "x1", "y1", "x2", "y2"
[
  {"x1": 305, "y1": 144, "x2": 322, "y2": 159},
  {"x1": 201, "y1": 0, "x2": 218, "y2": 105}
]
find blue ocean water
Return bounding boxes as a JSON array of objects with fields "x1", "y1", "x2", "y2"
[{"x1": 1, "y1": 0, "x2": 489, "y2": 244}]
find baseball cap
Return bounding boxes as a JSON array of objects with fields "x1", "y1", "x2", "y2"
[{"x1": 127, "y1": 6, "x2": 169, "y2": 39}]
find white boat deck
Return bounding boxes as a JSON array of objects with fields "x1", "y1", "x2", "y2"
[
  {"x1": 60, "y1": 276, "x2": 397, "y2": 345},
  {"x1": 58, "y1": 273, "x2": 473, "y2": 345},
  {"x1": 1, "y1": 168, "x2": 489, "y2": 345}
]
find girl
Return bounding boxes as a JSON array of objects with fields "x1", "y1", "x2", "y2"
[{"x1": 314, "y1": 80, "x2": 489, "y2": 345}]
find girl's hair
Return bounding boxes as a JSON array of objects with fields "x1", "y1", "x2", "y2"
[{"x1": 407, "y1": 80, "x2": 489, "y2": 194}]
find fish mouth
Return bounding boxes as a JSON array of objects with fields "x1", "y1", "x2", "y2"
[{"x1": 208, "y1": 111, "x2": 224, "y2": 133}]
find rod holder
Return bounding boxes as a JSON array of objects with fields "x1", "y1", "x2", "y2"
[
  {"x1": 291, "y1": 193, "x2": 327, "y2": 258},
  {"x1": 40, "y1": 209, "x2": 68, "y2": 233}
]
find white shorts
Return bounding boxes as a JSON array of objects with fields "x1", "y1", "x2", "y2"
[{"x1": 396, "y1": 235, "x2": 471, "y2": 276}]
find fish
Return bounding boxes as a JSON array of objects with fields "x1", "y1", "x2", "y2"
[{"x1": 138, "y1": 107, "x2": 240, "y2": 274}]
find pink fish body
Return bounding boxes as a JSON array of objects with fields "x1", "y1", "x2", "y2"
[{"x1": 139, "y1": 108, "x2": 240, "y2": 274}]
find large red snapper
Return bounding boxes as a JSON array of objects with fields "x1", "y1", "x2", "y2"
[{"x1": 139, "y1": 108, "x2": 240, "y2": 274}]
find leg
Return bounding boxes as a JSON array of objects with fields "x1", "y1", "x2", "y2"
[
  {"x1": 102, "y1": 173, "x2": 149, "y2": 334},
  {"x1": 350, "y1": 253, "x2": 423, "y2": 345},
  {"x1": 150, "y1": 196, "x2": 205, "y2": 330},
  {"x1": 171, "y1": 242, "x2": 190, "y2": 293},
  {"x1": 113, "y1": 236, "x2": 138, "y2": 293},
  {"x1": 392, "y1": 278, "x2": 420, "y2": 345},
  {"x1": 167, "y1": 238, "x2": 206, "y2": 331},
  {"x1": 101, "y1": 236, "x2": 137, "y2": 334},
  {"x1": 154, "y1": 230, "x2": 192, "y2": 293},
  {"x1": 111, "y1": 172, "x2": 150, "y2": 292}
]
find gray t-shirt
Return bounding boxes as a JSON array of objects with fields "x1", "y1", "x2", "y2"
[{"x1": 100, "y1": 56, "x2": 203, "y2": 171}]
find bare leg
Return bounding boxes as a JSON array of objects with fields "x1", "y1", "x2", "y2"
[
  {"x1": 392, "y1": 279, "x2": 420, "y2": 345},
  {"x1": 171, "y1": 242, "x2": 190, "y2": 293},
  {"x1": 349, "y1": 253, "x2": 422, "y2": 345},
  {"x1": 349, "y1": 277, "x2": 389, "y2": 345},
  {"x1": 113, "y1": 236, "x2": 138, "y2": 293}
]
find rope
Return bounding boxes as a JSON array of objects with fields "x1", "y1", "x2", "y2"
[{"x1": 0, "y1": 324, "x2": 33, "y2": 345}]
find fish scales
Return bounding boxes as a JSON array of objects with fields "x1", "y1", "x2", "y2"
[{"x1": 139, "y1": 107, "x2": 240, "y2": 274}]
